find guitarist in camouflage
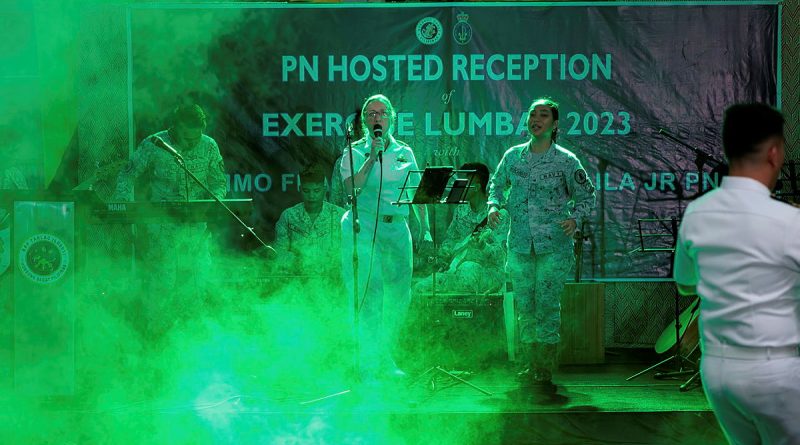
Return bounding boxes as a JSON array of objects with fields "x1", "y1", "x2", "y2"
[{"x1": 414, "y1": 162, "x2": 508, "y2": 295}]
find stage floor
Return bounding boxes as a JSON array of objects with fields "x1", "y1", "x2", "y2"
[{"x1": 2, "y1": 355, "x2": 727, "y2": 444}]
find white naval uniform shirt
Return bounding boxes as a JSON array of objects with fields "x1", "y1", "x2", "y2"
[
  {"x1": 339, "y1": 135, "x2": 419, "y2": 218},
  {"x1": 674, "y1": 176, "x2": 800, "y2": 349}
]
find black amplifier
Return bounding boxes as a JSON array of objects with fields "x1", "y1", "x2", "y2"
[{"x1": 399, "y1": 292, "x2": 507, "y2": 370}]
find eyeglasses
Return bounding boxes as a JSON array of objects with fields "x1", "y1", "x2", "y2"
[{"x1": 366, "y1": 110, "x2": 390, "y2": 119}]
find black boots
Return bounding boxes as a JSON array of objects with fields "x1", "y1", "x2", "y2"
[
  {"x1": 516, "y1": 342, "x2": 537, "y2": 381},
  {"x1": 533, "y1": 342, "x2": 558, "y2": 384},
  {"x1": 517, "y1": 342, "x2": 559, "y2": 385}
]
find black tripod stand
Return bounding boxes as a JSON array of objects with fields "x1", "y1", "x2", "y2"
[
  {"x1": 300, "y1": 123, "x2": 363, "y2": 405},
  {"x1": 626, "y1": 217, "x2": 698, "y2": 385},
  {"x1": 628, "y1": 293, "x2": 700, "y2": 384},
  {"x1": 396, "y1": 166, "x2": 492, "y2": 396},
  {"x1": 673, "y1": 299, "x2": 702, "y2": 392},
  {"x1": 628, "y1": 127, "x2": 724, "y2": 389}
]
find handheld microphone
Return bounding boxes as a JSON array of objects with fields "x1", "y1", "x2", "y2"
[
  {"x1": 372, "y1": 124, "x2": 384, "y2": 161},
  {"x1": 151, "y1": 136, "x2": 184, "y2": 160}
]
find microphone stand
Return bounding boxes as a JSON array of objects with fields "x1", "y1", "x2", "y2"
[
  {"x1": 302, "y1": 127, "x2": 394, "y2": 406},
  {"x1": 657, "y1": 128, "x2": 725, "y2": 200},
  {"x1": 657, "y1": 128, "x2": 721, "y2": 167},
  {"x1": 300, "y1": 124, "x2": 361, "y2": 405},
  {"x1": 346, "y1": 126, "x2": 362, "y2": 386},
  {"x1": 597, "y1": 157, "x2": 607, "y2": 278},
  {"x1": 358, "y1": 131, "x2": 385, "y2": 379},
  {"x1": 164, "y1": 151, "x2": 275, "y2": 256}
]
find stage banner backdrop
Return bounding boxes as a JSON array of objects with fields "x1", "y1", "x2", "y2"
[{"x1": 127, "y1": 3, "x2": 779, "y2": 278}]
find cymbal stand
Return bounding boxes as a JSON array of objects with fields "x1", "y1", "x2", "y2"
[{"x1": 626, "y1": 217, "x2": 697, "y2": 383}]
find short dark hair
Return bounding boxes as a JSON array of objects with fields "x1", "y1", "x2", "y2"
[
  {"x1": 299, "y1": 164, "x2": 326, "y2": 185},
  {"x1": 722, "y1": 103, "x2": 783, "y2": 161},
  {"x1": 171, "y1": 104, "x2": 207, "y2": 128},
  {"x1": 459, "y1": 162, "x2": 490, "y2": 194}
]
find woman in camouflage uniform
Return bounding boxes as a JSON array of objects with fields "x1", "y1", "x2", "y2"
[{"x1": 488, "y1": 98, "x2": 596, "y2": 385}]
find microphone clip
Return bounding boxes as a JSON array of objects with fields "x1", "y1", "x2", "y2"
[
  {"x1": 345, "y1": 122, "x2": 354, "y2": 143},
  {"x1": 151, "y1": 136, "x2": 185, "y2": 161}
]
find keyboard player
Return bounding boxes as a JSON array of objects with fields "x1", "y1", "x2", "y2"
[{"x1": 111, "y1": 103, "x2": 227, "y2": 339}]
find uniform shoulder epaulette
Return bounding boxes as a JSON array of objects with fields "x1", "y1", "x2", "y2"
[
  {"x1": 553, "y1": 144, "x2": 578, "y2": 158},
  {"x1": 511, "y1": 142, "x2": 528, "y2": 151}
]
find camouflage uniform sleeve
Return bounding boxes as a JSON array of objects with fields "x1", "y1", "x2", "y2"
[
  {"x1": 441, "y1": 206, "x2": 472, "y2": 256},
  {"x1": 565, "y1": 155, "x2": 596, "y2": 225},
  {"x1": 112, "y1": 139, "x2": 154, "y2": 201},
  {"x1": 274, "y1": 209, "x2": 290, "y2": 254},
  {"x1": 482, "y1": 236, "x2": 506, "y2": 268},
  {"x1": 1, "y1": 167, "x2": 28, "y2": 190},
  {"x1": 482, "y1": 209, "x2": 508, "y2": 266},
  {"x1": 488, "y1": 149, "x2": 511, "y2": 208},
  {"x1": 329, "y1": 157, "x2": 345, "y2": 207},
  {"x1": 333, "y1": 203, "x2": 346, "y2": 221},
  {"x1": 206, "y1": 139, "x2": 227, "y2": 200}
]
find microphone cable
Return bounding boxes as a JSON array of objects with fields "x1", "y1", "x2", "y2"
[{"x1": 358, "y1": 144, "x2": 384, "y2": 316}]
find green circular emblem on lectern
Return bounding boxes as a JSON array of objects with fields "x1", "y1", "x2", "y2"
[
  {"x1": 416, "y1": 17, "x2": 443, "y2": 45},
  {"x1": 19, "y1": 234, "x2": 69, "y2": 283}
]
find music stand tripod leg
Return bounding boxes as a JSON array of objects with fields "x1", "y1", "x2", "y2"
[
  {"x1": 678, "y1": 342, "x2": 701, "y2": 391},
  {"x1": 653, "y1": 297, "x2": 699, "y2": 380},
  {"x1": 626, "y1": 354, "x2": 680, "y2": 381},
  {"x1": 410, "y1": 365, "x2": 492, "y2": 396},
  {"x1": 434, "y1": 366, "x2": 493, "y2": 395},
  {"x1": 627, "y1": 284, "x2": 700, "y2": 384},
  {"x1": 679, "y1": 371, "x2": 701, "y2": 392}
]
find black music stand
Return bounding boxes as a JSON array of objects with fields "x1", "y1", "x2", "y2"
[
  {"x1": 626, "y1": 217, "x2": 698, "y2": 386},
  {"x1": 396, "y1": 166, "x2": 474, "y2": 299},
  {"x1": 395, "y1": 166, "x2": 492, "y2": 396}
]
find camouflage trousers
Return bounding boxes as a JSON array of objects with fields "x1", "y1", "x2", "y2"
[
  {"x1": 507, "y1": 248, "x2": 574, "y2": 345},
  {"x1": 413, "y1": 260, "x2": 505, "y2": 295},
  {"x1": 136, "y1": 223, "x2": 212, "y2": 338}
]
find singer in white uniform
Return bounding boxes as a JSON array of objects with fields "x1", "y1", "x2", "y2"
[
  {"x1": 674, "y1": 103, "x2": 800, "y2": 445},
  {"x1": 339, "y1": 94, "x2": 431, "y2": 382},
  {"x1": 112, "y1": 103, "x2": 227, "y2": 338}
]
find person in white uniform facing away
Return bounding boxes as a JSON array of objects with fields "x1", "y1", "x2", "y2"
[{"x1": 674, "y1": 103, "x2": 800, "y2": 445}]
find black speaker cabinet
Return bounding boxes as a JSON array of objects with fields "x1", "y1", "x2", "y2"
[{"x1": 399, "y1": 293, "x2": 506, "y2": 370}]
